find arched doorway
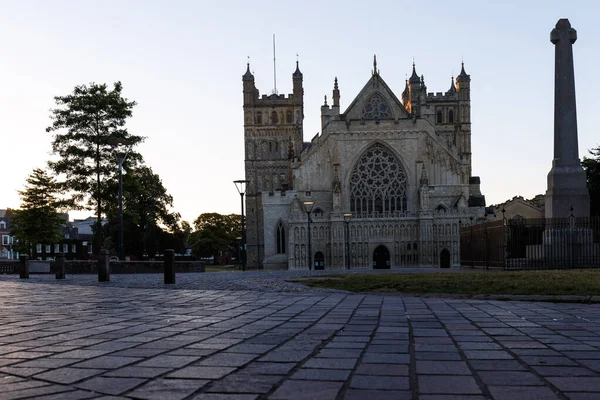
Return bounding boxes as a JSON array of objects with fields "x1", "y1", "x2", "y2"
[
  {"x1": 440, "y1": 248, "x2": 451, "y2": 268},
  {"x1": 373, "y1": 246, "x2": 390, "y2": 269},
  {"x1": 314, "y1": 251, "x2": 325, "y2": 270}
]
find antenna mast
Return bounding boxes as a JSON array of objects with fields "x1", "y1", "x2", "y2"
[{"x1": 273, "y1": 34, "x2": 277, "y2": 94}]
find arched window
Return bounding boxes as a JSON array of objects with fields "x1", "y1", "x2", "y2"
[
  {"x1": 350, "y1": 143, "x2": 407, "y2": 214},
  {"x1": 436, "y1": 204, "x2": 447, "y2": 213},
  {"x1": 269, "y1": 142, "x2": 272, "y2": 153},
  {"x1": 286, "y1": 110, "x2": 293, "y2": 123},
  {"x1": 256, "y1": 112, "x2": 262, "y2": 124},
  {"x1": 313, "y1": 208, "x2": 324, "y2": 219},
  {"x1": 275, "y1": 142, "x2": 279, "y2": 152},
  {"x1": 276, "y1": 221, "x2": 286, "y2": 254},
  {"x1": 271, "y1": 110, "x2": 278, "y2": 124},
  {"x1": 436, "y1": 110, "x2": 443, "y2": 124},
  {"x1": 448, "y1": 109, "x2": 454, "y2": 124}
]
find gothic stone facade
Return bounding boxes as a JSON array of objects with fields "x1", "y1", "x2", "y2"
[{"x1": 243, "y1": 58, "x2": 486, "y2": 269}]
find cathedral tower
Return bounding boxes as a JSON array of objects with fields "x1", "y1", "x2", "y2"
[{"x1": 242, "y1": 62, "x2": 304, "y2": 268}]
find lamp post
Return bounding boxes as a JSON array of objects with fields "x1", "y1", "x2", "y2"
[
  {"x1": 343, "y1": 213, "x2": 352, "y2": 270},
  {"x1": 303, "y1": 201, "x2": 315, "y2": 270},
  {"x1": 234, "y1": 180, "x2": 249, "y2": 271},
  {"x1": 109, "y1": 139, "x2": 132, "y2": 261}
]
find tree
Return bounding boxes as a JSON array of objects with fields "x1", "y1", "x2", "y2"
[
  {"x1": 189, "y1": 213, "x2": 240, "y2": 264},
  {"x1": 103, "y1": 165, "x2": 183, "y2": 258},
  {"x1": 10, "y1": 168, "x2": 65, "y2": 255},
  {"x1": 46, "y1": 82, "x2": 144, "y2": 253},
  {"x1": 582, "y1": 146, "x2": 600, "y2": 216}
]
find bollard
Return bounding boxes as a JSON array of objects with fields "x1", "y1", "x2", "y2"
[
  {"x1": 164, "y1": 249, "x2": 175, "y2": 284},
  {"x1": 98, "y1": 249, "x2": 110, "y2": 282},
  {"x1": 55, "y1": 252, "x2": 66, "y2": 279},
  {"x1": 19, "y1": 255, "x2": 29, "y2": 279}
]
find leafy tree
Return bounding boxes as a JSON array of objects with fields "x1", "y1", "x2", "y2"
[
  {"x1": 9, "y1": 168, "x2": 65, "y2": 255},
  {"x1": 103, "y1": 165, "x2": 183, "y2": 258},
  {"x1": 583, "y1": 146, "x2": 600, "y2": 216},
  {"x1": 189, "y1": 213, "x2": 240, "y2": 264},
  {"x1": 46, "y1": 82, "x2": 144, "y2": 253}
]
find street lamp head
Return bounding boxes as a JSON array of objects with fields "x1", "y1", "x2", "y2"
[
  {"x1": 303, "y1": 201, "x2": 315, "y2": 213},
  {"x1": 233, "y1": 180, "x2": 250, "y2": 195},
  {"x1": 343, "y1": 213, "x2": 353, "y2": 223}
]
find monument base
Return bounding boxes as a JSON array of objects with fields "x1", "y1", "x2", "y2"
[{"x1": 526, "y1": 227, "x2": 600, "y2": 267}]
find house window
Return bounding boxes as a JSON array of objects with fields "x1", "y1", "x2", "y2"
[
  {"x1": 1, "y1": 235, "x2": 8, "y2": 246},
  {"x1": 36, "y1": 244, "x2": 42, "y2": 253},
  {"x1": 269, "y1": 142, "x2": 272, "y2": 153},
  {"x1": 45, "y1": 245, "x2": 50, "y2": 253},
  {"x1": 271, "y1": 110, "x2": 278, "y2": 124},
  {"x1": 72, "y1": 244, "x2": 77, "y2": 253},
  {"x1": 275, "y1": 142, "x2": 279, "y2": 152},
  {"x1": 63, "y1": 244, "x2": 68, "y2": 253},
  {"x1": 436, "y1": 110, "x2": 443, "y2": 124},
  {"x1": 256, "y1": 112, "x2": 262, "y2": 124},
  {"x1": 286, "y1": 110, "x2": 293, "y2": 123},
  {"x1": 0, "y1": 221, "x2": 6, "y2": 229},
  {"x1": 54, "y1": 244, "x2": 59, "y2": 253},
  {"x1": 87, "y1": 244, "x2": 93, "y2": 254},
  {"x1": 276, "y1": 221, "x2": 286, "y2": 254}
]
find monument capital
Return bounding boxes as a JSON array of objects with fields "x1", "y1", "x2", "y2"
[{"x1": 551, "y1": 18, "x2": 577, "y2": 44}]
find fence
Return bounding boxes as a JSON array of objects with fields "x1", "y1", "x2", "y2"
[{"x1": 460, "y1": 216, "x2": 600, "y2": 270}]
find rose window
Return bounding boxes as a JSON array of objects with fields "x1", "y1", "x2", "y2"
[
  {"x1": 350, "y1": 144, "x2": 407, "y2": 214},
  {"x1": 362, "y1": 93, "x2": 391, "y2": 120}
]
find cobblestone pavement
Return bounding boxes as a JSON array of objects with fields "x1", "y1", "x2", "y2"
[{"x1": 0, "y1": 273, "x2": 600, "y2": 399}]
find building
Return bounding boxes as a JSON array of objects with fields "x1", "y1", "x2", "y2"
[
  {"x1": 243, "y1": 57, "x2": 486, "y2": 269},
  {"x1": 489, "y1": 195, "x2": 545, "y2": 222},
  {"x1": 0, "y1": 210, "x2": 17, "y2": 259}
]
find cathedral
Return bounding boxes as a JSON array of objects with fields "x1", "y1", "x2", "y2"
[{"x1": 242, "y1": 57, "x2": 486, "y2": 269}]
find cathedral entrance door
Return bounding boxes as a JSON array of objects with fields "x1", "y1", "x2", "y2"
[
  {"x1": 440, "y1": 248, "x2": 451, "y2": 268},
  {"x1": 373, "y1": 246, "x2": 390, "y2": 269},
  {"x1": 314, "y1": 251, "x2": 325, "y2": 270}
]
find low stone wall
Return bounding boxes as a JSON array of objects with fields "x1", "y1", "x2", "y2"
[{"x1": 0, "y1": 260, "x2": 204, "y2": 274}]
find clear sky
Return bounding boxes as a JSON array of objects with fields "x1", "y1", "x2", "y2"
[{"x1": 1, "y1": 0, "x2": 599, "y2": 224}]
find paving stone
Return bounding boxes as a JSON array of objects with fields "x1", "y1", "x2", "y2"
[
  {"x1": 105, "y1": 366, "x2": 173, "y2": 378},
  {"x1": 303, "y1": 357, "x2": 357, "y2": 369},
  {"x1": 532, "y1": 366, "x2": 597, "y2": 377},
  {"x1": 33, "y1": 367, "x2": 106, "y2": 384},
  {"x1": 191, "y1": 395, "x2": 258, "y2": 400},
  {"x1": 270, "y1": 380, "x2": 343, "y2": 399},
  {"x1": 126, "y1": 378, "x2": 208, "y2": 400},
  {"x1": 488, "y1": 385, "x2": 561, "y2": 400},
  {"x1": 547, "y1": 377, "x2": 600, "y2": 392},
  {"x1": 416, "y1": 360, "x2": 471, "y2": 375},
  {"x1": 71, "y1": 356, "x2": 143, "y2": 369},
  {"x1": 195, "y1": 352, "x2": 257, "y2": 367},
  {"x1": 344, "y1": 389, "x2": 412, "y2": 400},
  {"x1": 206, "y1": 373, "x2": 281, "y2": 394},
  {"x1": 350, "y1": 374, "x2": 410, "y2": 390},
  {"x1": 137, "y1": 355, "x2": 200, "y2": 368},
  {"x1": 291, "y1": 368, "x2": 350, "y2": 381},
  {"x1": 167, "y1": 365, "x2": 236, "y2": 379},
  {"x1": 75, "y1": 376, "x2": 147, "y2": 395},
  {"x1": 355, "y1": 362, "x2": 409, "y2": 376},
  {"x1": 478, "y1": 370, "x2": 545, "y2": 386},
  {"x1": 418, "y1": 375, "x2": 481, "y2": 394}
]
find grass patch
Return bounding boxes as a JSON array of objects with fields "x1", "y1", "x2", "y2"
[
  {"x1": 299, "y1": 269, "x2": 600, "y2": 296},
  {"x1": 205, "y1": 264, "x2": 241, "y2": 273}
]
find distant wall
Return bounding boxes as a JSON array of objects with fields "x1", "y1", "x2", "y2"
[{"x1": 0, "y1": 260, "x2": 204, "y2": 274}]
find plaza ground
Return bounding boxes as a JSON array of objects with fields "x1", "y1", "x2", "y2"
[{"x1": 0, "y1": 270, "x2": 599, "y2": 399}]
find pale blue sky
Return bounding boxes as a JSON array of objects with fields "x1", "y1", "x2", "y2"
[{"x1": 1, "y1": 0, "x2": 598, "y2": 223}]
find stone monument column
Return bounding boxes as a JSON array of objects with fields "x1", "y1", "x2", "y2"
[{"x1": 545, "y1": 18, "x2": 590, "y2": 218}]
